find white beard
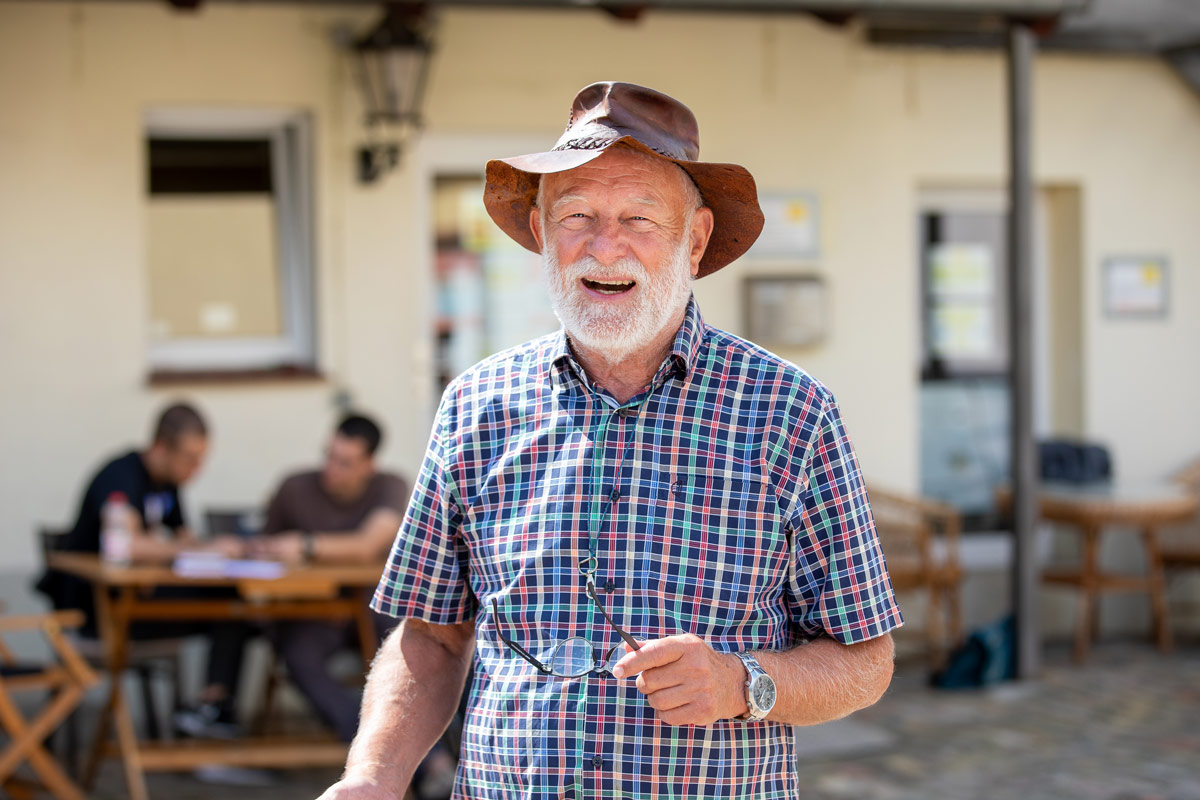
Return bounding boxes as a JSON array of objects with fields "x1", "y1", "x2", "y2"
[{"x1": 542, "y1": 233, "x2": 695, "y2": 363}]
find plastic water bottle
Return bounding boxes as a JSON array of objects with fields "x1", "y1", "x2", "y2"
[{"x1": 101, "y1": 491, "x2": 133, "y2": 566}]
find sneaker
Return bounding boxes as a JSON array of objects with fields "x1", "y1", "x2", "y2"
[{"x1": 173, "y1": 703, "x2": 242, "y2": 740}]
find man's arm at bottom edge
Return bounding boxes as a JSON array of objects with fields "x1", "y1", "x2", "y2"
[{"x1": 318, "y1": 616, "x2": 475, "y2": 800}]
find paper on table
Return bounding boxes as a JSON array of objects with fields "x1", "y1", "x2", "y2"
[{"x1": 173, "y1": 552, "x2": 287, "y2": 580}]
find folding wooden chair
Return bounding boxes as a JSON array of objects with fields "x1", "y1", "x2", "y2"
[
  {"x1": 0, "y1": 609, "x2": 99, "y2": 800},
  {"x1": 37, "y1": 527, "x2": 184, "y2": 742}
]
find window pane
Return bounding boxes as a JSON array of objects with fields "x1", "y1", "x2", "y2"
[
  {"x1": 146, "y1": 194, "x2": 283, "y2": 340},
  {"x1": 148, "y1": 138, "x2": 273, "y2": 194}
]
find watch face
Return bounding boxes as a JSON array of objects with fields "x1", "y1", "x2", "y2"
[{"x1": 751, "y1": 675, "x2": 777, "y2": 712}]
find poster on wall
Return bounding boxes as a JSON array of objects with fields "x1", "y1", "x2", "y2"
[
  {"x1": 747, "y1": 193, "x2": 820, "y2": 259},
  {"x1": 1103, "y1": 256, "x2": 1169, "y2": 318}
]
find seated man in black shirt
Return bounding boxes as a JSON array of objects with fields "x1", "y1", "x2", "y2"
[{"x1": 39, "y1": 402, "x2": 251, "y2": 737}]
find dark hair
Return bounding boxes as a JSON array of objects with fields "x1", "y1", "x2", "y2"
[
  {"x1": 152, "y1": 402, "x2": 208, "y2": 447},
  {"x1": 336, "y1": 413, "x2": 383, "y2": 456}
]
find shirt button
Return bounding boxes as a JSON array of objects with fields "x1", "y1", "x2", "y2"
[
  {"x1": 604, "y1": 579, "x2": 616, "y2": 593},
  {"x1": 609, "y1": 488, "x2": 621, "y2": 502},
  {"x1": 591, "y1": 755, "x2": 603, "y2": 768}
]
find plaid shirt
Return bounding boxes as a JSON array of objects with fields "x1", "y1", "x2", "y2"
[{"x1": 374, "y1": 297, "x2": 902, "y2": 799}]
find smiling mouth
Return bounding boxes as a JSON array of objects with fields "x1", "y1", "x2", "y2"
[{"x1": 582, "y1": 278, "x2": 636, "y2": 296}]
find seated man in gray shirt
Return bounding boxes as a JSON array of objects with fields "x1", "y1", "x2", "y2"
[{"x1": 255, "y1": 413, "x2": 409, "y2": 741}]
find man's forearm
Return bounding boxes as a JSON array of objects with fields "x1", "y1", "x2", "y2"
[
  {"x1": 344, "y1": 618, "x2": 475, "y2": 789},
  {"x1": 312, "y1": 509, "x2": 404, "y2": 563},
  {"x1": 755, "y1": 633, "x2": 894, "y2": 726}
]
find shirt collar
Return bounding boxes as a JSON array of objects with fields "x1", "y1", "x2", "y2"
[{"x1": 549, "y1": 295, "x2": 706, "y2": 391}]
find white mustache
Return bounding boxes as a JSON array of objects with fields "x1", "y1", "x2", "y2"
[{"x1": 563, "y1": 256, "x2": 649, "y2": 283}]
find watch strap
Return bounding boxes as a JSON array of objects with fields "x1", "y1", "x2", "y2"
[{"x1": 735, "y1": 651, "x2": 770, "y2": 721}]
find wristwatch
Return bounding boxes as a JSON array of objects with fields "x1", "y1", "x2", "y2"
[{"x1": 735, "y1": 652, "x2": 776, "y2": 721}]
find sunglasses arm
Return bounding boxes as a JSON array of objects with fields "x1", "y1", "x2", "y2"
[
  {"x1": 586, "y1": 581, "x2": 642, "y2": 653},
  {"x1": 491, "y1": 598, "x2": 555, "y2": 675}
]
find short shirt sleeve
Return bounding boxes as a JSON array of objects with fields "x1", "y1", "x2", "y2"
[
  {"x1": 372, "y1": 396, "x2": 472, "y2": 624},
  {"x1": 785, "y1": 396, "x2": 903, "y2": 644}
]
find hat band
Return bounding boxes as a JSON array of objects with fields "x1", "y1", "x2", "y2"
[
  {"x1": 553, "y1": 134, "x2": 619, "y2": 151},
  {"x1": 552, "y1": 134, "x2": 680, "y2": 160}
]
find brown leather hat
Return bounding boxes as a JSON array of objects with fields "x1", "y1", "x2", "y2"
[{"x1": 484, "y1": 82, "x2": 764, "y2": 277}]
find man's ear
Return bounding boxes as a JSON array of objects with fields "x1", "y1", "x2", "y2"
[
  {"x1": 689, "y1": 206, "x2": 715, "y2": 277},
  {"x1": 530, "y1": 205, "x2": 544, "y2": 252}
]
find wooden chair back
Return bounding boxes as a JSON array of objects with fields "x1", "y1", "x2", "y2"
[
  {"x1": 867, "y1": 484, "x2": 965, "y2": 660},
  {"x1": 1162, "y1": 458, "x2": 1200, "y2": 569}
]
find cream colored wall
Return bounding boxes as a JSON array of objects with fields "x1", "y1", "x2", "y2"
[{"x1": 1, "y1": 3, "x2": 1198, "y2": 576}]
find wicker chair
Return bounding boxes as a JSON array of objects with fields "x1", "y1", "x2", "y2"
[{"x1": 867, "y1": 485, "x2": 965, "y2": 663}]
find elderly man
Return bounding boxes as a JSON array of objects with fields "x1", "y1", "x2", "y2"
[{"x1": 321, "y1": 82, "x2": 902, "y2": 800}]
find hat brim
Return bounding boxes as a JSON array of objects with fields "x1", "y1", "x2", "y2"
[{"x1": 483, "y1": 137, "x2": 763, "y2": 278}]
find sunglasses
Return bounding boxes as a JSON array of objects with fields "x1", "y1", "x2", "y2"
[{"x1": 491, "y1": 580, "x2": 643, "y2": 677}]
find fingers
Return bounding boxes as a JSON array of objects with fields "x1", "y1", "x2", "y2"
[
  {"x1": 614, "y1": 634, "x2": 742, "y2": 726},
  {"x1": 641, "y1": 683, "x2": 691, "y2": 713},
  {"x1": 643, "y1": 685, "x2": 728, "y2": 727},
  {"x1": 611, "y1": 635, "x2": 687, "y2": 678}
]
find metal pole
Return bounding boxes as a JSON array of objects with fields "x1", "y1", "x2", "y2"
[{"x1": 1007, "y1": 19, "x2": 1039, "y2": 680}]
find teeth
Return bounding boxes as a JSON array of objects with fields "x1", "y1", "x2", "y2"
[{"x1": 591, "y1": 279, "x2": 633, "y2": 286}]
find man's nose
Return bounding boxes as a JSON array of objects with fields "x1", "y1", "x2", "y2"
[{"x1": 585, "y1": 217, "x2": 630, "y2": 266}]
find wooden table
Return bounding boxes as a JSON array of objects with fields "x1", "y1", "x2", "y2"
[
  {"x1": 999, "y1": 482, "x2": 1199, "y2": 663},
  {"x1": 48, "y1": 553, "x2": 385, "y2": 800}
]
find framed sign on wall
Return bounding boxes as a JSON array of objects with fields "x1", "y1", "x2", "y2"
[
  {"x1": 1103, "y1": 256, "x2": 1169, "y2": 318},
  {"x1": 747, "y1": 193, "x2": 821, "y2": 260},
  {"x1": 743, "y1": 275, "x2": 827, "y2": 349}
]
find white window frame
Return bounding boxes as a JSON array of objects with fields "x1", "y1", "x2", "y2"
[{"x1": 143, "y1": 107, "x2": 316, "y2": 372}]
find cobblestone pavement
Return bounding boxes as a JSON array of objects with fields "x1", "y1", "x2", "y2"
[
  {"x1": 795, "y1": 642, "x2": 1200, "y2": 800},
  {"x1": 66, "y1": 641, "x2": 1200, "y2": 799}
]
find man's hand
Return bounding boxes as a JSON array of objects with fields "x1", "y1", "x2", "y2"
[
  {"x1": 315, "y1": 773, "x2": 403, "y2": 800},
  {"x1": 249, "y1": 531, "x2": 306, "y2": 564},
  {"x1": 208, "y1": 534, "x2": 246, "y2": 559},
  {"x1": 611, "y1": 634, "x2": 747, "y2": 726}
]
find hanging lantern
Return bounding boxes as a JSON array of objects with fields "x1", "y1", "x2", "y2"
[{"x1": 351, "y1": 3, "x2": 434, "y2": 182}]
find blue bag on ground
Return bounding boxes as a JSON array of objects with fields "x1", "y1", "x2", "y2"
[{"x1": 931, "y1": 615, "x2": 1016, "y2": 688}]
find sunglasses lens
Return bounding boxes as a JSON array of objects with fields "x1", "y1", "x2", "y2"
[{"x1": 549, "y1": 637, "x2": 594, "y2": 677}]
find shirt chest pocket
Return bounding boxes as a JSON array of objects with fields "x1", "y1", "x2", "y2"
[{"x1": 628, "y1": 472, "x2": 788, "y2": 637}]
